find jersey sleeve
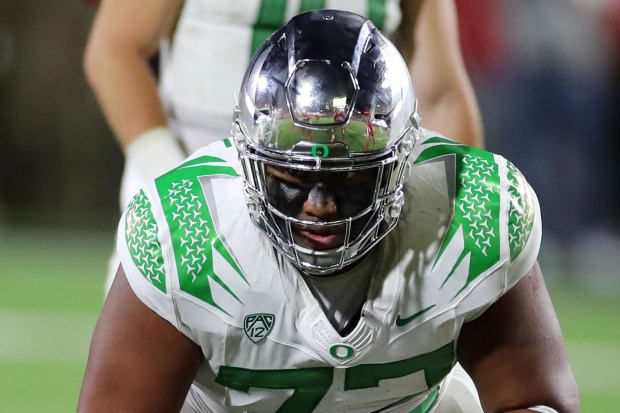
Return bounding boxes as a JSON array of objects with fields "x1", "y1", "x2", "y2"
[
  {"x1": 116, "y1": 188, "x2": 179, "y2": 330},
  {"x1": 504, "y1": 161, "x2": 542, "y2": 292}
]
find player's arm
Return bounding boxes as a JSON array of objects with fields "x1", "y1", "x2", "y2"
[
  {"x1": 77, "y1": 265, "x2": 202, "y2": 413},
  {"x1": 83, "y1": 0, "x2": 186, "y2": 180},
  {"x1": 83, "y1": 0, "x2": 181, "y2": 147},
  {"x1": 457, "y1": 263, "x2": 580, "y2": 413},
  {"x1": 396, "y1": 0, "x2": 484, "y2": 148}
]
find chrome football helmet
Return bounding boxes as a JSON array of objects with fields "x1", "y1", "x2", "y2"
[{"x1": 233, "y1": 10, "x2": 420, "y2": 275}]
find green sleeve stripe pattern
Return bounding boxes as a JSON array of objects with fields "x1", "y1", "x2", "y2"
[
  {"x1": 125, "y1": 190, "x2": 166, "y2": 293},
  {"x1": 251, "y1": 0, "x2": 287, "y2": 58},
  {"x1": 367, "y1": 0, "x2": 387, "y2": 30},
  {"x1": 155, "y1": 161, "x2": 246, "y2": 316},
  {"x1": 506, "y1": 161, "x2": 535, "y2": 260},
  {"x1": 423, "y1": 136, "x2": 463, "y2": 146},
  {"x1": 299, "y1": 0, "x2": 325, "y2": 13},
  {"x1": 177, "y1": 155, "x2": 227, "y2": 169},
  {"x1": 415, "y1": 143, "x2": 501, "y2": 291}
]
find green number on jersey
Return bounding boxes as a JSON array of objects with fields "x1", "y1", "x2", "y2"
[
  {"x1": 345, "y1": 342, "x2": 454, "y2": 391},
  {"x1": 216, "y1": 366, "x2": 333, "y2": 412},
  {"x1": 215, "y1": 342, "x2": 454, "y2": 412}
]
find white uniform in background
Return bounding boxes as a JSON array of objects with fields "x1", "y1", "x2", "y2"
[
  {"x1": 159, "y1": 0, "x2": 402, "y2": 154},
  {"x1": 120, "y1": 0, "x2": 402, "y2": 209},
  {"x1": 117, "y1": 130, "x2": 541, "y2": 412}
]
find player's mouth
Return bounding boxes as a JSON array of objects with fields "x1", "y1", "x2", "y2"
[{"x1": 293, "y1": 225, "x2": 345, "y2": 250}]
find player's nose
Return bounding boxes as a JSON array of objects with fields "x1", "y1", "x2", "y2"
[{"x1": 301, "y1": 184, "x2": 338, "y2": 220}]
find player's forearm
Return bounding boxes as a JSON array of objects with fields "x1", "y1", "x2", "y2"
[
  {"x1": 84, "y1": 42, "x2": 167, "y2": 149},
  {"x1": 406, "y1": 0, "x2": 485, "y2": 148},
  {"x1": 417, "y1": 86, "x2": 484, "y2": 148}
]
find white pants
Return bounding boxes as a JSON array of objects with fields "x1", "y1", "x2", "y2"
[{"x1": 434, "y1": 363, "x2": 482, "y2": 413}]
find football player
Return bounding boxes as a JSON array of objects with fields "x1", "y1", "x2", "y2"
[{"x1": 78, "y1": 11, "x2": 578, "y2": 413}]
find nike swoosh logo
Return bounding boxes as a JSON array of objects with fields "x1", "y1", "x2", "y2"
[{"x1": 395, "y1": 305, "x2": 436, "y2": 327}]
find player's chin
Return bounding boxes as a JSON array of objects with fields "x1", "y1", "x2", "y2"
[{"x1": 293, "y1": 227, "x2": 345, "y2": 251}]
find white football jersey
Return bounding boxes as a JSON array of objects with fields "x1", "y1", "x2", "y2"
[
  {"x1": 159, "y1": 0, "x2": 403, "y2": 152},
  {"x1": 117, "y1": 130, "x2": 541, "y2": 412}
]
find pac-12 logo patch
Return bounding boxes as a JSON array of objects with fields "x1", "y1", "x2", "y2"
[{"x1": 244, "y1": 313, "x2": 275, "y2": 344}]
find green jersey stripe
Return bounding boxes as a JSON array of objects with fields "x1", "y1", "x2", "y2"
[
  {"x1": 250, "y1": 1, "x2": 389, "y2": 59},
  {"x1": 424, "y1": 136, "x2": 463, "y2": 146},
  {"x1": 155, "y1": 163, "x2": 246, "y2": 315},
  {"x1": 299, "y1": 0, "x2": 325, "y2": 13},
  {"x1": 177, "y1": 155, "x2": 227, "y2": 169},
  {"x1": 367, "y1": 0, "x2": 387, "y2": 30},
  {"x1": 415, "y1": 143, "x2": 501, "y2": 288},
  {"x1": 251, "y1": 0, "x2": 288, "y2": 58},
  {"x1": 410, "y1": 387, "x2": 440, "y2": 413}
]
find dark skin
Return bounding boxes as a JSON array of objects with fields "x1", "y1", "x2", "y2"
[
  {"x1": 78, "y1": 171, "x2": 579, "y2": 412},
  {"x1": 264, "y1": 165, "x2": 378, "y2": 250},
  {"x1": 458, "y1": 262, "x2": 579, "y2": 413},
  {"x1": 77, "y1": 265, "x2": 202, "y2": 413}
]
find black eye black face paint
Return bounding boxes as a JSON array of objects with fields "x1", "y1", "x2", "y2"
[
  {"x1": 264, "y1": 165, "x2": 379, "y2": 218},
  {"x1": 332, "y1": 181, "x2": 375, "y2": 218},
  {"x1": 265, "y1": 173, "x2": 309, "y2": 218}
]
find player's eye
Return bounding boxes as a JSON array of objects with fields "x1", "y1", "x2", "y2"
[{"x1": 285, "y1": 168, "x2": 311, "y2": 179}]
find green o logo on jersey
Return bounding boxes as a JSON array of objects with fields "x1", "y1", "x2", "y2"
[{"x1": 329, "y1": 344, "x2": 355, "y2": 360}]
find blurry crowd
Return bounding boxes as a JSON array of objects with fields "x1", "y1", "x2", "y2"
[
  {"x1": 0, "y1": 0, "x2": 618, "y2": 287},
  {"x1": 455, "y1": 0, "x2": 620, "y2": 288}
]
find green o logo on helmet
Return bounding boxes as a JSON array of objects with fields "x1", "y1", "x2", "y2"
[
  {"x1": 311, "y1": 144, "x2": 329, "y2": 158},
  {"x1": 329, "y1": 344, "x2": 355, "y2": 360}
]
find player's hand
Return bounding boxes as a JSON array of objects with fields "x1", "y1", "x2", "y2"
[{"x1": 125, "y1": 126, "x2": 186, "y2": 181}]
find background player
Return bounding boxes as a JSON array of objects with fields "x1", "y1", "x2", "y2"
[{"x1": 83, "y1": 0, "x2": 483, "y2": 210}]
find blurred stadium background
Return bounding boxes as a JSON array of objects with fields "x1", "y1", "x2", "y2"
[{"x1": 1, "y1": 0, "x2": 619, "y2": 411}]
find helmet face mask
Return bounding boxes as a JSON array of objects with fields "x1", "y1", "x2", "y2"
[
  {"x1": 234, "y1": 10, "x2": 419, "y2": 275},
  {"x1": 263, "y1": 165, "x2": 380, "y2": 226}
]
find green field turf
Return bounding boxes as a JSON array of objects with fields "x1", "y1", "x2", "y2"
[
  {"x1": 1, "y1": 228, "x2": 618, "y2": 412},
  {"x1": 271, "y1": 118, "x2": 389, "y2": 152},
  {"x1": 0, "y1": 228, "x2": 108, "y2": 413}
]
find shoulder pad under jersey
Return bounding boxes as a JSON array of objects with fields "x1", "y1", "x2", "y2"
[
  {"x1": 406, "y1": 131, "x2": 541, "y2": 315},
  {"x1": 118, "y1": 139, "x2": 250, "y2": 336}
]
